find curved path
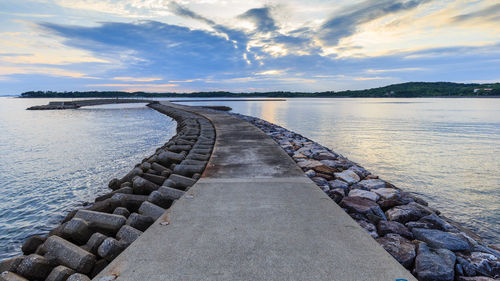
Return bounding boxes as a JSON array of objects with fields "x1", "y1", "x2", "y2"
[{"x1": 95, "y1": 102, "x2": 416, "y2": 281}]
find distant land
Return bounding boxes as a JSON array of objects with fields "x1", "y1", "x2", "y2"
[{"x1": 19, "y1": 82, "x2": 500, "y2": 98}]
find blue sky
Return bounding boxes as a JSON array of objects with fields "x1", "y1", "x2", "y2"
[{"x1": 0, "y1": 0, "x2": 499, "y2": 94}]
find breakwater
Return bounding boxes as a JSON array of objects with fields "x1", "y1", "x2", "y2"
[
  {"x1": 0, "y1": 103, "x2": 215, "y2": 280},
  {"x1": 232, "y1": 112, "x2": 500, "y2": 281},
  {"x1": 0, "y1": 101, "x2": 498, "y2": 281}
]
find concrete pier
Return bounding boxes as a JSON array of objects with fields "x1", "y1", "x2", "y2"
[{"x1": 94, "y1": 102, "x2": 416, "y2": 281}]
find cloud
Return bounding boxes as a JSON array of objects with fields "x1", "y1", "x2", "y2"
[
  {"x1": 238, "y1": 7, "x2": 277, "y2": 33},
  {"x1": 452, "y1": 3, "x2": 500, "y2": 23},
  {"x1": 113, "y1": 77, "x2": 162, "y2": 82},
  {"x1": 318, "y1": 0, "x2": 432, "y2": 46}
]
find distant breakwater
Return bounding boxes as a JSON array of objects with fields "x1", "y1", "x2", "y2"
[
  {"x1": 232, "y1": 112, "x2": 500, "y2": 281},
  {"x1": 0, "y1": 103, "x2": 215, "y2": 281}
]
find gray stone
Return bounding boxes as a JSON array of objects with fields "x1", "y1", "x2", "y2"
[
  {"x1": 340, "y1": 196, "x2": 386, "y2": 221},
  {"x1": 414, "y1": 243, "x2": 456, "y2": 281},
  {"x1": 116, "y1": 225, "x2": 143, "y2": 245},
  {"x1": 385, "y1": 202, "x2": 434, "y2": 223},
  {"x1": 412, "y1": 228, "x2": 471, "y2": 251},
  {"x1": 74, "y1": 210, "x2": 126, "y2": 236},
  {"x1": 0, "y1": 272, "x2": 28, "y2": 281},
  {"x1": 132, "y1": 176, "x2": 160, "y2": 195},
  {"x1": 0, "y1": 256, "x2": 24, "y2": 273},
  {"x1": 320, "y1": 159, "x2": 353, "y2": 170},
  {"x1": 157, "y1": 151, "x2": 185, "y2": 166},
  {"x1": 376, "y1": 234, "x2": 416, "y2": 269},
  {"x1": 348, "y1": 165, "x2": 370, "y2": 178},
  {"x1": 43, "y1": 236, "x2": 96, "y2": 274},
  {"x1": 147, "y1": 190, "x2": 173, "y2": 209},
  {"x1": 45, "y1": 265, "x2": 75, "y2": 281},
  {"x1": 16, "y1": 254, "x2": 53, "y2": 280},
  {"x1": 348, "y1": 189, "x2": 379, "y2": 201},
  {"x1": 112, "y1": 207, "x2": 130, "y2": 218},
  {"x1": 334, "y1": 170, "x2": 360, "y2": 185},
  {"x1": 66, "y1": 273, "x2": 91, "y2": 281},
  {"x1": 457, "y1": 256, "x2": 476, "y2": 276},
  {"x1": 372, "y1": 188, "x2": 400, "y2": 201},
  {"x1": 117, "y1": 167, "x2": 143, "y2": 187},
  {"x1": 83, "y1": 232, "x2": 107, "y2": 254},
  {"x1": 457, "y1": 277, "x2": 498, "y2": 281},
  {"x1": 356, "y1": 220, "x2": 378, "y2": 238},
  {"x1": 151, "y1": 162, "x2": 170, "y2": 173},
  {"x1": 141, "y1": 173, "x2": 166, "y2": 186},
  {"x1": 377, "y1": 220, "x2": 413, "y2": 240},
  {"x1": 21, "y1": 235, "x2": 45, "y2": 255},
  {"x1": 126, "y1": 213, "x2": 154, "y2": 232},
  {"x1": 163, "y1": 174, "x2": 196, "y2": 189},
  {"x1": 62, "y1": 218, "x2": 93, "y2": 244},
  {"x1": 157, "y1": 186, "x2": 185, "y2": 200},
  {"x1": 311, "y1": 177, "x2": 328, "y2": 186},
  {"x1": 97, "y1": 238, "x2": 127, "y2": 262},
  {"x1": 172, "y1": 164, "x2": 205, "y2": 177},
  {"x1": 327, "y1": 180, "x2": 349, "y2": 191},
  {"x1": 416, "y1": 213, "x2": 454, "y2": 231},
  {"x1": 465, "y1": 251, "x2": 499, "y2": 277},
  {"x1": 138, "y1": 201, "x2": 165, "y2": 221},
  {"x1": 304, "y1": 170, "x2": 315, "y2": 178},
  {"x1": 95, "y1": 187, "x2": 133, "y2": 202},
  {"x1": 355, "y1": 179, "x2": 387, "y2": 190}
]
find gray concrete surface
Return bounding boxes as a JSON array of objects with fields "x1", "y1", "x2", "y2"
[{"x1": 94, "y1": 102, "x2": 417, "y2": 281}]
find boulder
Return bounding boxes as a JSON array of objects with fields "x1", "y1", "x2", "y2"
[
  {"x1": 116, "y1": 225, "x2": 143, "y2": 245},
  {"x1": 355, "y1": 179, "x2": 387, "y2": 190},
  {"x1": 157, "y1": 186, "x2": 185, "y2": 200},
  {"x1": 377, "y1": 220, "x2": 413, "y2": 240},
  {"x1": 83, "y1": 232, "x2": 107, "y2": 254},
  {"x1": 132, "y1": 176, "x2": 160, "y2": 195},
  {"x1": 111, "y1": 193, "x2": 148, "y2": 212},
  {"x1": 21, "y1": 235, "x2": 45, "y2": 255},
  {"x1": 348, "y1": 189, "x2": 379, "y2": 202},
  {"x1": 334, "y1": 170, "x2": 360, "y2": 185},
  {"x1": 465, "y1": 251, "x2": 500, "y2": 277},
  {"x1": 348, "y1": 165, "x2": 370, "y2": 178},
  {"x1": 163, "y1": 174, "x2": 196, "y2": 190},
  {"x1": 66, "y1": 273, "x2": 91, "y2": 281},
  {"x1": 385, "y1": 202, "x2": 434, "y2": 223},
  {"x1": 320, "y1": 160, "x2": 353, "y2": 170},
  {"x1": 372, "y1": 188, "x2": 400, "y2": 201},
  {"x1": 311, "y1": 177, "x2": 328, "y2": 186},
  {"x1": 62, "y1": 218, "x2": 93, "y2": 245},
  {"x1": 313, "y1": 165, "x2": 336, "y2": 175},
  {"x1": 414, "y1": 243, "x2": 456, "y2": 281},
  {"x1": 74, "y1": 210, "x2": 126, "y2": 236},
  {"x1": 340, "y1": 196, "x2": 386, "y2": 221},
  {"x1": 0, "y1": 272, "x2": 28, "y2": 281},
  {"x1": 97, "y1": 238, "x2": 127, "y2": 262},
  {"x1": 304, "y1": 170, "x2": 315, "y2": 178},
  {"x1": 412, "y1": 228, "x2": 471, "y2": 251},
  {"x1": 138, "y1": 201, "x2": 166, "y2": 221},
  {"x1": 415, "y1": 213, "x2": 454, "y2": 231},
  {"x1": 0, "y1": 256, "x2": 24, "y2": 273},
  {"x1": 126, "y1": 213, "x2": 154, "y2": 232},
  {"x1": 112, "y1": 207, "x2": 130, "y2": 218},
  {"x1": 356, "y1": 220, "x2": 378, "y2": 238},
  {"x1": 457, "y1": 277, "x2": 498, "y2": 281},
  {"x1": 376, "y1": 234, "x2": 416, "y2": 269},
  {"x1": 45, "y1": 265, "x2": 75, "y2": 281},
  {"x1": 327, "y1": 180, "x2": 349, "y2": 191},
  {"x1": 16, "y1": 254, "x2": 53, "y2": 280}
]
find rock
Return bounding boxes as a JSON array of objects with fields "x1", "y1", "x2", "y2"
[
  {"x1": 372, "y1": 188, "x2": 400, "y2": 201},
  {"x1": 412, "y1": 228, "x2": 471, "y2": 251},
  {"x1": 21, "y1": 235, "x2": 45, "y2": 255},
  {"x1": 0, "y1": 256, "x2": 24, "y2": 273},
  {"x1": 315, "y1": 173, "x2": 334, "y2": 181},
  {"x1": 132, "y1": 176, "x2": 160, "y2": 195},
  {"x1": 354, "y1": 179, "x2": 387, "y2": 190},
  {"x1": 43, "y1": 236, "x2": 96, "y2": 274},
  {"x1": 416, "y1": 213, "x2": 454, "y2": 231},
  {"x1": 377, "y1": 220, "x2": 413, "y2": 240},
  {"x1": 157, "y1": 186, "x2": 185, "y2": 200},
  {"x1": 297, "y1": 160, "x2": 323, "y2": 170},
  {"x1": 62, "y1": 218, "x2": 93, "y2": 245},
  {"x1": 376, "y1": 234, "x2": 416, "y2": 269},
  {"x1": 348, "y1": 165, "x2": 370, "y2": 178},
  {"x1": 172, "y1": 164, "x2": 205, "y2": 177},
  {"x1": 304, "y1": 169, "x2": 315, "y2": 178},
  {"x1": 113, "y1": 207, "x2": 130, "y2": 218},
  {"x1": 116, "y1": 225, "x2": 143, "y2": 245},
  {"x1": 140, "y1": 173, "x2": 166, "y2": 186},
  {"x1": 327, "y1": 180, "x2": 349, "y2": 191},
  {"x1": 378, "y1": 197, "x2": 412, "y2": 211},
  {"x1": 320, "y1": 160, "x2": 353, "y2": 170},
  {"x1": 457, "y1": 256, "x2": 477, "y2": 276},
  {"x1": 385, "y1": 202, "x2": 434, "y2": 223},
  {"x1": 334, "y1": 170, "x2": 360, "y2": 185},
  {"x1": 45, "y1": 265, "x2": 75, "y2": 281},
  {"x1": 83, "y1": 232, "x2": 107, "y2": 254},
  {"x1": 0, "y1": 272, "x2": 28, "y2": 281},
  {"x1": 138, "y1": 201, "x2": 165, "y2": 221},
  {"x1": 311, "y1": 177, "x2": 328, "y2": 186},
  {"x1": 147, "y1": 190, "x2": 174, "y2": 209},
  {"x1": 16, "y1": 254, "x2": 53, "y2": 280},
  {"x1": 163, "y1": 174, "x2": 196, "y2": 190},
  {"x1": 340, "y1": 196, "x2": 386, "y2": 221},
  {"x1": 414, "y1": 243, "x2": 456, "y2": 281},
  {"x1": 356, "y1": 220, "x2": 378, "y2": 238},
  {"x1": 457, "y1": 277, "x2": 498, "y2": 281},
  {"x1": 111, "y1": 193, "x2": 148, "y2": 212},
  {"x1": 325, "y1": 188, "x2": 345, "y2": 203},
  {"x1": 66, "y1": 273, "x2": 91, "y2": 281},
  {"x1": 126, "y1": 213, "x2": 154, "y2": 232},
  {"x1": 348, "y1": 189, "x2": 379, "y2": 201},
  {"x1": 74, "y1": 210, "x2": 126, "y2": 236},
  {"x1": 313, "y1": 165, "x2": 336, "y2": 175},
  {"x1": 97, "y1": 238, "x2": 127, "y2": 262},
  {"x1": 466, "y1": 251, "x2": 500, "y2": 277},
  {"x1": 314, "y1": 151, "x2": 338, "y2": 160}
]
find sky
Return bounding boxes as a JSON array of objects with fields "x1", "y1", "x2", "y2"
[{"x1": 0, "y1": 0, "x2": 499, "y2": 94}]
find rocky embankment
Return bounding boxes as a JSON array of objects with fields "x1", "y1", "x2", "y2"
[
  {"x1": 0, "y1": 103, "x2": 215, "y2": 281},
  {"x1": 233, "y1": 113, "x2": 499, "y2": 281}
]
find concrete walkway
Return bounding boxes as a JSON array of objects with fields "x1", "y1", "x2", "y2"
[{"x1": 94, "y1": 102, "x2": 416, "y2": 281}]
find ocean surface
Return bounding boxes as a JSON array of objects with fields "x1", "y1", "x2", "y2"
[
  {"x1": 176, "y1": 98, "x2": 500, "y2": 244},
  {"x1": 0, "y1": 97, "x2": 498, "y2": 259},
  {"x1": 0, "y1": 98, "x2": 176, "y2": 259}
]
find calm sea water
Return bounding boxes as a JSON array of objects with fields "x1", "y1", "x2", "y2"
[
  {"x1": 175, "y1": 98, "x2": 500, "y2": 244},
  {"x1": 0, "y1": 98, "x2": 176, "y2": 259},
  {"x1": 0, "y1": 97, "x2": 498, "y2": 260}
]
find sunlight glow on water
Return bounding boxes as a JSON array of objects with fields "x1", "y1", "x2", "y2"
[{"x1": 0, "y1": 98, "x2": 176, "y2": 259}]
